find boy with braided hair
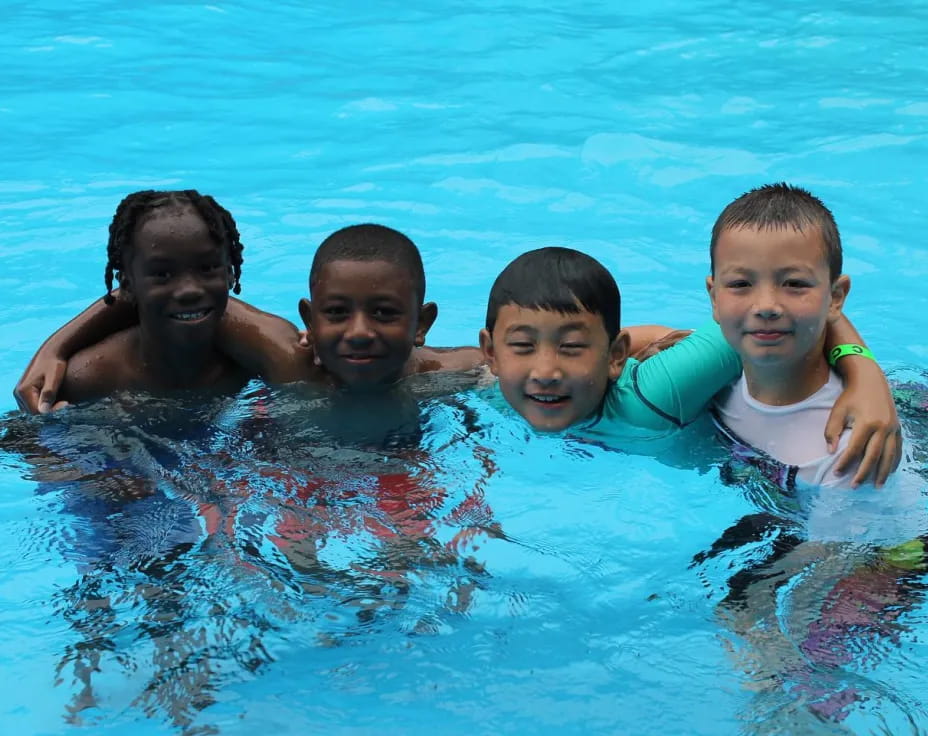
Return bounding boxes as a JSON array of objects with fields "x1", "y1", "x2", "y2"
[{"x1": 54, "y1": 189, "x2": 251, "y2": 403}]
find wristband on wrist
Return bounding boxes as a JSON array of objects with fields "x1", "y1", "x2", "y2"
[{"x1": 828, "y1": 343, "x2": 876, "y2": 366}]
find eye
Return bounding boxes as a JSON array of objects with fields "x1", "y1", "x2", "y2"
[
  {"x1": 506, "y1": 341, "x2": 534, "y2": 354},
  {"x1": 200, "y1": 262, "x2": 223, "y2": 274},
  {"x1": 371, "y1": 306, "x2": 401, "y2": 321},
  {"x1": 725, "y1": 280, "x2": 751, "y2": 289},
  {"x1": 784, "y1": 279, "x2": 812, "y2": 289},
  {"x1": 150, "y1": 269, "x2": 172, "y2": 282},
  {"x1": 560, "y1": 342, "x2": 588, "y2": 355},
  {"x1": 322, "y1": 305, "x2": 349, "y2": 320}
]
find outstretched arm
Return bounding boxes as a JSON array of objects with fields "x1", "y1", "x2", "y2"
[
  {"x1": 14, "y1": 295, "x2": 136, "y2": 413},
  {"x1": 825, "y1": 315, "x2": 901, "y2": 488},
  {"x1": 217, "y1": 299, "x2": 315, "y2": 384}
]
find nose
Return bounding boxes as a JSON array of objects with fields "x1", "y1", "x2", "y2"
[
  {"x1": 529, "y1": 346, "x2": 563, "y2": 385},
  {"x1": 174, "y1": 272, "x2": 206, "y2": 303},
  {"x1": 345, "y1": 311, "x2": 375, "y2": 344},
  {"x1": 752, "y1": 284, "x2": 783, "y2": 320}
]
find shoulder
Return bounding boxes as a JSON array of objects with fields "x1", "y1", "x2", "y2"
[
  {"x1": 60, "y1": 329, "x2": 140, "y2": 402},
  {"x1": 413, "y1": 346, "x2": 484, "y2": 374}
]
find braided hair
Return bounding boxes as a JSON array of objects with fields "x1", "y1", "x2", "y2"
[{"x1": 103, "y1": 189, "x2": 244, "y2": 305}]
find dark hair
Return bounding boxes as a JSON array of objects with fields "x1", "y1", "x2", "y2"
[
  {"x1": 308, "y1": 224, "x2": 426, "y2": 304},
  {"x1": 103, "y1": 189, "x2": 244, "y2": 305},
  {"x1": 710, "y1": 182, "x2": 842, "y2": 281},
  {"x1": 485, "y1": 247, "x2": 621, "y2": 340}
]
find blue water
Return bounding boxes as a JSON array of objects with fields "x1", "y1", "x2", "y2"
[{"x1": 2, "y1": 2, "x2": 928, "y2": 734}]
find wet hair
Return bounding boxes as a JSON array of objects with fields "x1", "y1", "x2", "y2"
[
  {"x1": 103, "y1": 189, "x2": 244, "y2": 305},
  {"x1": 710, "y1": 182, "x2": 842, "y2": 281},
  {"x1": 308, "y1": 224, "x2": 426, "y2": 305},
  {"x1": 485, "y1": 247, "x2": 621, "y2": 340}
]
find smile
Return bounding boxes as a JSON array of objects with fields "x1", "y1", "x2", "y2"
[
  {"x1": 526, "y1": 393, "x2": 569, "y2": 405},
  {"x1": 171, "y1": 308, "x2": 213, "y2": 322}
]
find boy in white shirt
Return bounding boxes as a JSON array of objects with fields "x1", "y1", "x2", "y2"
[{"x1": 707, "y1": 183, "x2": 888, "y2": 490}]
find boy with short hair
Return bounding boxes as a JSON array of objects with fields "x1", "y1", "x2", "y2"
[
  {"x1": 218, "y1": 223, "x2": 482, "y2": 387},
  {"x1": 478, "y1": 244, "x2": 900, "y2": 486},
  {"x1": 707, "y1": 182, "x2": 895, "y2": 488}
]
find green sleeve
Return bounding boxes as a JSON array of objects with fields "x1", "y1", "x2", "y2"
[{"x1": 629, "y1": 321, "x2": 742, "y2": 426}]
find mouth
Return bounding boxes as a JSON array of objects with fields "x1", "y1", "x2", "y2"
[
  {"x1": 339, "y1": 354, "x2": 383, "y2": 364},
  {"x1": 170, "y1": 308, "x2": 213, "y2": 323},
  {"x1": 526, "y1": 393, "x2": 570, "y2": 407},
  {"x1": 746, "y1": 329, "x2": 791, "y2": 343}
]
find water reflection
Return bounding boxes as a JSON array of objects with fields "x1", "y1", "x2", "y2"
[{"x1": 0, "y1": 378, "x2": 498, "y2": 731}]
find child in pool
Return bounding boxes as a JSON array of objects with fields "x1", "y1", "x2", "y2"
[
  {"x1": 56, "y1": 189, "x2": 252, "y2": 404},
  {"x1": 707, "y1": 182, "x2": 901, "y2": 488},
  {"x1": 478, "y1": 246, "x2": 900, "y2": 485},
  {"x1": 217, "y1": 223, "x2": 484, "y2": 388}
]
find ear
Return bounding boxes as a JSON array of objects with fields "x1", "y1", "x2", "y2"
[
  {"x1": 414, "y1": 302, "x2": 438, "y2": 347},
  {"x1": 118, "y1": 271, "x2": 136, "y2": 303},
  {"x1": 706, "y1": 275, "x2": 719, "y2": 322},
  {"x1": 479, "y1": 328, "x2": 498, "y2": 375},
  {"x1": 298, "y1": 298, "x2": 313, "y2": 329},
  {"x1": 608, "y1": 330, "x2": 631, "y2": 381},
  {"x1": 828, "y1": 275, "x2": 851, "y2": 322}
]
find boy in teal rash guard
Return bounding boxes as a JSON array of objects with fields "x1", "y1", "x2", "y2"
[
  {"x1": 478, "y1": 247, "x2": 898, "y2": 465},
  {"x1": 478, "y1": 247, "x2": 739, "y2": 437}
]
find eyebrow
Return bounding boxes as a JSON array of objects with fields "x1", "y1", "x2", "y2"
[
  {"x1": 721, "y1": 265, "x2": 815, "y2": 275},
  {"x1": 504, "y1": 322, "x2": 592, "y2": 335}
]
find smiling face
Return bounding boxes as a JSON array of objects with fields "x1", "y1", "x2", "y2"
[
  {"x1": 302, "y1": 259, "x2": 437, "y2": 389},
  {"x1": 123, "y1": 206, "x2": 230, "y2": 348},
  {"x1": 479, "y1": 305, "x2": 628, "y2": 432},
  {"x1": 707, "y1": 225, "x2": 849, "y2": 376}
]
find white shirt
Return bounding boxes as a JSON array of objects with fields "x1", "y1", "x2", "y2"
[
  {"x1": 713, "y1": 371, "x2": 925, "y2": 545},
  {"x1": 712, "y1": 371, "x2": 850, "y2": 487}
]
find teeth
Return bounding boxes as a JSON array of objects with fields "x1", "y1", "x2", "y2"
[
  {"x1": 529, "y1": 394, "x2": 566, "y2": 403},
  {"x1": 173, "y1": 310, "x2": 209, "y2": 321}
]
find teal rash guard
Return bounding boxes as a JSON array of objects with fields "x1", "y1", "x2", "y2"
[{"x1": 599, "y1": 321, "x2": 742, "y2": 433}]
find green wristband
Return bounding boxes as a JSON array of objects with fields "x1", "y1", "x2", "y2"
[{"x1": 828, "y1": 343, "x2": 876, "y2": 366}]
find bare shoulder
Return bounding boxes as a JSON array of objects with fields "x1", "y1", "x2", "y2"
[
  {"x1": 59, "y1": 329, "x2": 140, "y2": 403},
  {"x1": 219, "y1": 299, "x2": 316, "y2": 383},
  {"x1": 414, "y1": 345, "x2": 484, "y2": 374}
]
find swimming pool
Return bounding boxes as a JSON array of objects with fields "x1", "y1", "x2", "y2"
[{"x1": 2, "y1": 1, "x2": 927, "y2": 733}]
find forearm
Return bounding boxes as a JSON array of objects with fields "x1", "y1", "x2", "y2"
[
  {"x1": 625, "y1": 325, "x2": 676, "y2": 356},
  {"x1": 825, "y1": 315, "x2": 878, "y2": 383},
  {"x1": 36, "y1": 292, "x2": 137, "y2": 359}
]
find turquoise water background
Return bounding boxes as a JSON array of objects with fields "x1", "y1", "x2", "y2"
[{"x1": 2, "y1": 2, "x2": 928, "y2": 734}]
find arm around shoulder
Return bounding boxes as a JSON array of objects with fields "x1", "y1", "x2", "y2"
[
  {"x1": 633, "y1": 321, "x2": 742, "y2": 425},
  {"x1": 217, "y1": 298, "x2": 312, "y2": 383}
]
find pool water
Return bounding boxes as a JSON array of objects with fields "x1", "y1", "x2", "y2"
[{"x1": 2, "y1": 1, "x2": 928, "y2": 734}]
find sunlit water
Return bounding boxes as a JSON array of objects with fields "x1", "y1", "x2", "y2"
[{"x1": 2, "y1": 2, "x2": 928, "y2": 734}]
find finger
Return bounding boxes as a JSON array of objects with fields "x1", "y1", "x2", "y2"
[
  {"x1": 38, "y1": 364, "x2": 67, "y2": 414},
  {"x1": 824, "y1": 405, "x2": 850, "y2": 455},
  {"x1": 832, "y1": 420, "x2": 868, "y2": 475},
  {"x1": 13, "y1": 386, "x2": 31, "y2": 413},
  {"x1": 19, "y1": 385, "x2": 42, "y2": 414},
  {"x1": 872, "y1": 431, "x2": 902, "y2": 488},
  {"x1": 834, "y1": 425, "x2": 874, "y2": 475},
  {"x1": 50, "y1": 400, "x2": 71, "y2": 412},
  {"x1": 849, "y1": 433, "x2": 884, "y2": 488},
  {"x1": 892, "y1": 431, "x2": 903, "y2": 471}
]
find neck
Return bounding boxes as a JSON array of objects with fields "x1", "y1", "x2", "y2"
[
  {"x1": 742, "y1": 349, "x2": 832, "y2": 406},
  {"x1": 136, "y1": 326, "x2": 218, "y2": 388}
]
